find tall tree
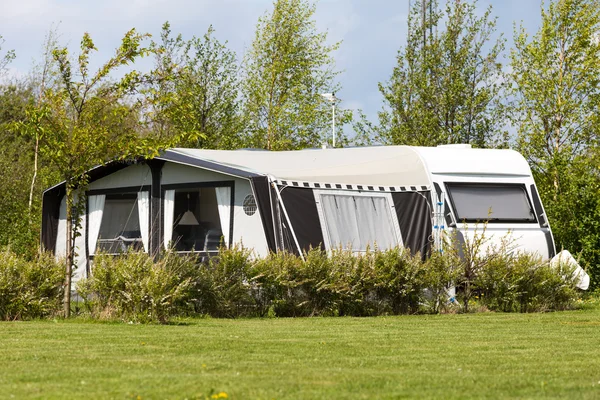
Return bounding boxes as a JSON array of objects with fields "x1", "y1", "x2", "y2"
[
  {"x1": 148, "y1": 23, "x2": 243, "y2": 149},
  {"x1": 511, "y1": 0, "x2": 600, "y2": 287},
  {"x1": 241, "y1": 0, "x2": 348, "y2": 150},
  {"x1": 372, "y1": 0, "x2": 506, "y2": 147}
]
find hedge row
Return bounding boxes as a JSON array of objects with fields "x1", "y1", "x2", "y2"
[
  {"x1": 76, "y1": 245, "x2": 580, "y2": 323},
  {"x1": 0, "y1": 242, "x2": 582, "y2": 322}
]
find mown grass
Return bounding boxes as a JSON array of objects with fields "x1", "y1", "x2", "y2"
[{"x1": 1, "y1": 307, "x2": 600, "y2": 399}]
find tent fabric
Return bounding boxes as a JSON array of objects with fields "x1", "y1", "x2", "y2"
[
  {"x1": 215, "y1": 186, "x2": 232, "y2": 247},
  {"x1": 87, "y1": 195, "x2": 105, "y2": 256},
  {"x1": 163, "y1": 190, "x2": 175, "y2": 249},
  {"x1": 41, "y1": 188, "x2": 64, "y2": 252},
  {"x1": 280, "y1": 187, "x2": 324, "y2": 252},
  {"x1": 391, "y1": 192, "x2": 433, "y2": 257},
  {"x1": 137, "y1": 191, "x2": 150, "y2": 252},
  {"x1": 168, "y1": 146, "x2": 431, "y2": 187},
  {"x1": 319, "y1": 193, "x2": 399, "y2": 251},
  {"x1": 250, "y1": 176, "x2": 277, "y2": 252}
]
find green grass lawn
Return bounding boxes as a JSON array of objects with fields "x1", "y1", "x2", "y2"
[{"x1": 1, "y1": 308, "x2": 600, "y2": 399}]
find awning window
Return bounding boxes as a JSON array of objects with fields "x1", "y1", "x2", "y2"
[{"x1": 318, "y1": 192, "x2": 401, "y2": 251}]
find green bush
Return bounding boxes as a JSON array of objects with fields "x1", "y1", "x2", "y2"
[
  {"x1": 0, "y1": 249, "x2": 64, "y2": 320},
  {"x1": 77, "y1": 251, "x2": 195, "y2": 323},
  {"x1": 469, "y1": 250, "x2": 579, "y2": 313},
  {"x1": 195, "y1": 246, "x2": 256, "y2": 317}
]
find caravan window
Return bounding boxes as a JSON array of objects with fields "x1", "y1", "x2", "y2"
[
  {"x1": 319, "y1": 193, "x2": 400, "y2": 251},
  {"x1": 163, "y1": 185, "x2": 232, "y2": 253},
  {"x1": 445, "y1": 183, "x2": 536, "y2": 223},
  {"x1": 95, "y1": 193, "x2": 146, "y2": 254}
]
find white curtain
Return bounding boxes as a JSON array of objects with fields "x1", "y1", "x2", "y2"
[
  {"x1": 87, "y1": 195, "x2": 106, "y2": 256},
  {"x1": 215, "y1": 186, "x2": 231, "y2": 247},
  {"x1": 137, "y1": 191, "x2": 150, "y2": 252},
  {"x1": 72, "y1": 193, "x2": 86, "y2": 281},
  {"x1": 321, "y1": 194, "x2": 396, "y2": 251},
  {"x1": 322, "y1": 194, "x2": 360, "y2": 250},
  {"x1": 55, "y1": 196, "x2": 67, "y2": 257},
  {"x1": 163, "y1": 190, "x2": 175, "y2": 249}
]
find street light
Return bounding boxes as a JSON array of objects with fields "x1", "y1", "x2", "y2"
[{"x1": 320, "y1": 93, "x2": 338, "y2": 147}]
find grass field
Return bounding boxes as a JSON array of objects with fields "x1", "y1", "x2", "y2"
[{"x1": 1, "y1": 307, "x2": 600, "y2": 399}]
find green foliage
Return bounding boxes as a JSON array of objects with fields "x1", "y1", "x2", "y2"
[
  {"x1": 77, "y1": 251, "x2": 195, "y2": 323},
  {"x1": 370, "y1": 0, "x2": 507, "y2": 147},
  {"x1": 511, "y1": 0, "x2": 600, "y2": 289},
  {"x1": 476, "y1": 252, "x2": 579, "y2": 312},
  {"x1": 446, "y1": 226, "x2": 580, "y2": 312},
  {"x1": 147, "y1": 22, "x2": 243, "y2": 149},
  {"x1": 0, "y1": 35, "x2": 15, "y2": 75},
  {"x1": 77, "y1": 244, "x2": 579, "y2": 321},
  {"x1": 0, "y1": 249, "x2": 64, "y2": 320},
  {"x1": 241, "y1": 0, "x2": 350, "y2": 150}
]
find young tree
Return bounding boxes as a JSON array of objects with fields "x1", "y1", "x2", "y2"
[
  {"x1": 148, "y1": 23, "x2": 243, "y2": 149},
  {"x1": 511, "y1": 0, "x2": 600, "y2": 287},
  {"x1": 35, "y1": 30, "x2": 154, "y2": 317},
  {"x1": 241, "y1": 0, "x2": 349, "y2": 150},
  {"x1": 373, "y1": 0, "x2": 506, "y2": 147}
]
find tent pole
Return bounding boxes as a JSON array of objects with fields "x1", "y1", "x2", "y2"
[{"x1": 271, "y1": 178, "x2": 305, "y2": 261}]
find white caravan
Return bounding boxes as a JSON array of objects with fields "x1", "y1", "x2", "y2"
[{"x1": 42, "y1": 145, "x2": 559, "y2": 284}]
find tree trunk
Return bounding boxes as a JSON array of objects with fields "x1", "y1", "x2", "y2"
[
  {"x1": 28, "y1": 134, "x2": 39, "y2": 215},
  {"x1": 63, "y1": 184, "x2": 73, "y2": 318}
]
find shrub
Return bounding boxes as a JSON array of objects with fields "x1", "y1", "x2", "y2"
[
  {"x1": 421, "y1": 250, "x2": 460, "y2": 313},
  {"x1": 470, "y1": 250, "x2": 579, "y2": 312},
  {"x1": 77, "y1": 251, "x2": 194, "y2": 323},
  {"x1": 196, "y1": 246, "x2": 256, "y2": 317},
  {"x1": 0, "y1": 249, "x2": 64, "y2": 320}
]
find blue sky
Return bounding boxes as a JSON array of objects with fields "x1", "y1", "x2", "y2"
[{"x1": 0, "y1": 0, "x2": 545, "y2": 124}]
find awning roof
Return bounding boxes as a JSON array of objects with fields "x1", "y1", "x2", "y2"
[{"x1": 164, "y1": 146, "x2": 431, "y2": 187}]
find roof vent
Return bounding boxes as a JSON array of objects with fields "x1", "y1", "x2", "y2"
[{"x1": 437, "y1": 144, "x2": 472, "y2": 149}]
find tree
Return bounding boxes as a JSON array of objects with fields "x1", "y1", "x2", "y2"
[
  {"x1": 0, "y1": 82, "x2": 43, "y2": 257},
  {"x1": 241, "y1": 0, "x2": 349, "y2": 150},
  {"x1": 0, "y1": 35, "x2": 15, "y2": 75},
  {"x1": 35, "y1": 30, "x2": 154, "y2": 317},
  {"x1": 372, "y1": 0, "x2": 506, "y2": 147},
  {"x1": 148, "y1": 23, "x2": 243, "y2": 149},
  {"x1": 511, "y1": 0, "x2": 600, "y2": 288}
]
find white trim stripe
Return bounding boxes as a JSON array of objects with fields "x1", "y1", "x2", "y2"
[{"x1": 275, "y1": 180, "x2": 430, "y2": 192}]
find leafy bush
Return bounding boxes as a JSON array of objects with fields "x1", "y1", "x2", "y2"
[
  {"x1": 193, "y1": 246, "x2": 256, "y2": 317},
  {"x1": 77, "y1": 251, "x2": 195, "y2": 323},
  {"x1": 450, "y1": 227, "x2": 580, "y2": 313},
  {"x1": 0, "y1": 249, "x2": 64, "y2": 320}
]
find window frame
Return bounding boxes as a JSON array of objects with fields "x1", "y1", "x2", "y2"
[
  {"x1": 85, "y1": 185, "x2": 151, "y2": 272},
  {"x1": 444, "y1": 182, "x2": 538, "y2": 224},
  {"x1": 314, "y1": 189, "x2": 403, "y2": 252},
  {"x1": 161, "y1": 180, "x2": 235, "y2": 254}
]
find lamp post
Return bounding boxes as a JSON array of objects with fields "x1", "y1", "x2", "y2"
[{"x1": 320, "y1": 93, "x2": 338, "y2": 147}]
